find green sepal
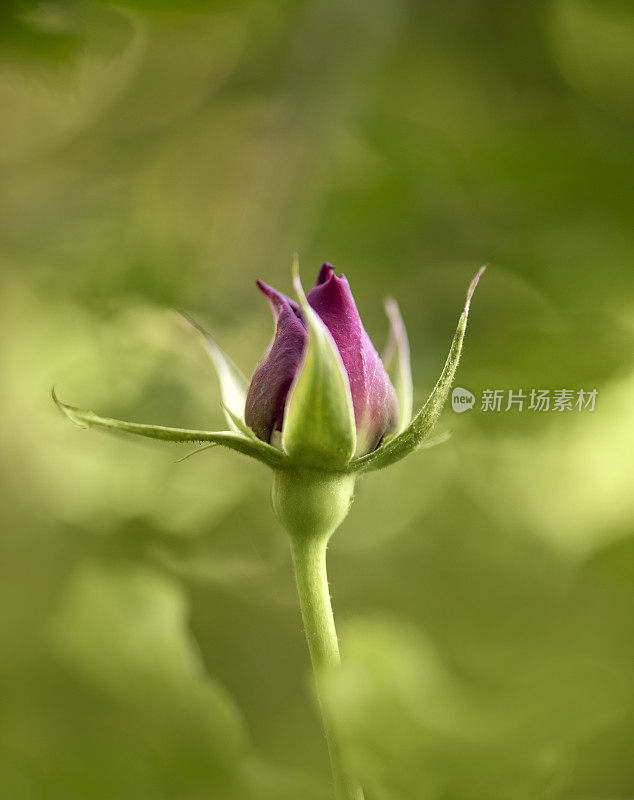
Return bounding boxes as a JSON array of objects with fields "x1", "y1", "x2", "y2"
[
  {"x1": 382, "y1": 297, "x2": 413, "y2": 435},
  {"x1": 177, "y1": 312, "x2": 249, "y2": 434},
  {"x1": 281, "y1": 258, "x2": 356, "y2": 469},
  {"x1": 221, "y1": 402, "x2": 259, "y2": 440},
  {"x1": 52, "y1": 387, "x2": 287, "y2": 470},
  {"x1": 350, "y1": 266, "x2": 485, "y2": 473}
]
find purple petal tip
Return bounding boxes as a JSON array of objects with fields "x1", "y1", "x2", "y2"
[
  {"x1": 316, "y1": 263, "x2": 335, "y2": 285},
  {"x1": 257, "y1": 279, "x2": 299, "y2": 315}
]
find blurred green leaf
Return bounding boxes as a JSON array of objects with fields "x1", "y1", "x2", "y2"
[{"x1": 323, "y1": 619, "x2": 629, "y2": 800}]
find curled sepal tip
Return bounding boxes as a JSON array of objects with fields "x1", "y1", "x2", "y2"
[
  {"x1": 52, "y1": 387, "x2": 287, "y2": 470},
  {"x1": 351, "y1": 266, "x2": 486, "y2": 473},
  {"x1": 281, "y1": 257, "x2": 357, "y2": 469}
]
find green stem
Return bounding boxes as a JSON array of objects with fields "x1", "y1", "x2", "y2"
[{"x1": 290, "y1": 532, "x2": 364, "y2": 800}]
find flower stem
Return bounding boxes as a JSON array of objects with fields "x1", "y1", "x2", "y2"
[{"x1": 290, "y1": 532, "x2": 364, "y2": 800}]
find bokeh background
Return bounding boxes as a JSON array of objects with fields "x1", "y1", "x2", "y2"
[{"x1": 1, "y1": 1, "x2": 633, "y2": 798}]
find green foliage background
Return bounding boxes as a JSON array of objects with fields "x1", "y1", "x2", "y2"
[{"x1": 1, "y1": 1, "x2": 633, "y2": 798}]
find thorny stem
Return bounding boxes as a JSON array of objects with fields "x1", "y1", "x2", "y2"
[{"x1": 289, "y1": 533, "x2": 364, "y2": 800}]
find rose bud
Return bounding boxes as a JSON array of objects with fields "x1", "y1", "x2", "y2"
[
  {"x1": 54, "y1": 259, "x2": 485, "y2": 476},
  {"x1": 245, "y1": 264, "x2": 399, "y2": 456},
  {"x1": 53, "y1": 259, "x2": 485, "y2": 800}
]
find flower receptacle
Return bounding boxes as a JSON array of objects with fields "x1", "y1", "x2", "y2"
[{"x1": 271, "y1": 467, "x2": 356, "y2": 543}]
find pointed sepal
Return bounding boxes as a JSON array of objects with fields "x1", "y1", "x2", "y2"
[
  {"x1": 350, "y1": 266, "x2": 486, "y2": 473},
  {"x1": 177, "y1": 312, "x2": 249, "y2": 434},
  {"x1": 382, "y1": 297, "x2": 413, "y2": 436},
  {"x1": 52, "y1": 387, "x2": 287, "y2": 470},
  {"x1": 281, "y1": 258, "x2": 356, "y2": 468},
  {"x1": 221, "y1": 402, "x2": 260, "y2": 440}
]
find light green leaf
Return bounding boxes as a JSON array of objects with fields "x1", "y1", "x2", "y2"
[
  {"x1": 53, "y1": 387, "x2": 287, "y2": 469},
  {"x1": 49, "y1": 563, "x2": 250, "y2": 793},
  {"x1": 351, "y1": 266, "x2": 486, "y2": 473},
  {"x1": 177, "y1": 311, "x2": 249, "y2": 433},
  {"x1": 383, "y1": 297, "x2": 413, "y2": 435},
  {"x1": 281, "y1": 258, "x2": 356, "y2": 468}
]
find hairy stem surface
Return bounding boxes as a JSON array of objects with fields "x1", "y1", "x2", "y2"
[{"x1": 290, "y1": 533, "x2": 364, "y2": 800}]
